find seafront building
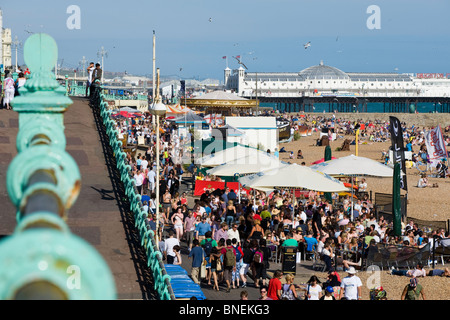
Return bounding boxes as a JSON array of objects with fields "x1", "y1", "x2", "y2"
[{"x1": 225, "y1": 61, "x2": 450, "y2": 113}]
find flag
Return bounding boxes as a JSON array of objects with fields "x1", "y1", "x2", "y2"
[
  {"x1": 392, "y1": 163, "x2": 402, "y2": 236},
  {"x1": 222, "y1": 56, "x2": 227, "y2": 59},
  {"x1": 236, "y1": 55, "x2": 241, "y2": 59},
  {"x1": 425, "y1": 125, "x2": 448, "y2": 167},
  {"x1": 389, "y1": 116, "x2": 407, "y2": 191},
  {"x1": 180, "y1": 80, "x2": 185, "y2": 93}
]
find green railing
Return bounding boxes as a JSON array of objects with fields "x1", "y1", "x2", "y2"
[
  {"x1": 91, "y1": 83, "x2": 175, "y2": 300},
  {"x1": 68, "y1": 83, "x2": 147, "y2": 101},
  {"x1": 0, "y1": 34, "x2": 116, "y2": 300}
]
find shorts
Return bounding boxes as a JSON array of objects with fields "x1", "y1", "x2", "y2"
[
  {"x1": 233, "y1": 261, "x2": 243, "y2": 281},
  {"x1": 240, "y1": 263, "x2": 250, "y2": 276},
  {"x1": 163, "y1": 203, "x2": 171, "y2": 210},
  {"x1": 186, "y1": 231, "x2": 195, "y2": 245}
]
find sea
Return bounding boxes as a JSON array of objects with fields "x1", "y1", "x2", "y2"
[{"x1": 259, "y1": 102, "x2": 442, "y2": 114}]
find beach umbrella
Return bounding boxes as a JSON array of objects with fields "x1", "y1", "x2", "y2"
[
  {"x1": 196, "y1": 145, "x2": 265, "y2": 168},
  {"x1": 311, "y1": 156, "x2": 336, "y2": 165},
  {"x1": 311, "y1": 154, "x2": 394, "y2": 220},
  {"x1": 206, "y1": 153, "x2": 283, "y2": 176},
  {"x1": 324, "y1": 145, "x2": 333, "y2": 203},
  {"x1": 392, "y1": 163, "x2": 402, "y2": 236},
  {"x1": 238, "y1": 163, "x2": 349, "y2": 193}
]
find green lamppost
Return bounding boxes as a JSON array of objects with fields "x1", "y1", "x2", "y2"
[{"x1": 0, "y1": 33, "x2": 116, "y2": 300}]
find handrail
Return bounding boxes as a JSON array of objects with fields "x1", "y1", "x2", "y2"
[
  {"x1": 0, "y1": 33, "x2": 116, "y2": 300},
  {"x1": 91, "y1": 82, "x2": 175, "y2": 300}
]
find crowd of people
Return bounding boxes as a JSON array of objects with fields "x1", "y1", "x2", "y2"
[{"x1": 113, "y1": 106, "x2": 449, "y2": 300}]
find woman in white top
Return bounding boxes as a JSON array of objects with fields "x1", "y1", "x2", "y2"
[
  {"x1": 305, "y1": 275, "x2": 323, "y2": 300},
  {"x1": 171, "y1": 208, "x2": 184, "y2": 241},
  {"x1": 3, "y1": 73, "x2": 15, "y2": 109}
]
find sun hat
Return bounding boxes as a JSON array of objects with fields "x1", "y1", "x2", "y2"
[{"x1": 347, "y1": 267, "x2": 357, "y2": 274}]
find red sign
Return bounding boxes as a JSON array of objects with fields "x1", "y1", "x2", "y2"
[
  {"x1": 416, "y1": 73, "x2": 450, "y2": 79},
  {"x1": 194, "y1": 181, "x2": 225, "y2": 196}
]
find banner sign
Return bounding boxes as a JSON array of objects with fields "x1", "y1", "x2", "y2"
[
  {"x1": 194, "y1": 180, "x2": 225, "y2": 196},
  {"x1": 389, "y1": 116, "x2": 407, "y2": 191},
  {"x1": 425, "y1": 125, "x2": 448, "y2": 167}
]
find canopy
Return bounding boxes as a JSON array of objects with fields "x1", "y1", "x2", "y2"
[
  {"x1": 197, "y1": 145, "x2": 266, "y2": 167},
  {"x1": 168, "y1": 111, "x2": 206, "y2": 124},
  {"x1": 310, "y1": 154, "x2": 394, "y2": 177},
  {"x1": 167, "y1": 104, "x2": 189, "y2": 114},
  {"x1": 206, "y1": 153, "x2": 283, "y2": 176},
  {"x1": 119, "y1": 107, "x2": 141, "y2": 113},
  {"x1": 238, "y1": 163, "x2": 349, "y2": 193}
]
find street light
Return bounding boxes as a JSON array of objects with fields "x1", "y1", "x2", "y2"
[{"x1": 149, "y1": 68, "x2": 166, "y2": 244}]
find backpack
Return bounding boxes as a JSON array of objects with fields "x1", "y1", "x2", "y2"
[
  {"x1": 281, "y1": 284, "x2": 294, "y2": 300},
  {"x1": 203, "y1": 239, "x2": 213, "y2": 256},
  {"x1": 253, "y1": 250, "x2": 263, "y2": 264},
  {"x1": 233, "y1": 245, "x2": 242, "y2": 262},
  {"x1": 224, "y1": 248, "x2": 236, "y2": 267}
]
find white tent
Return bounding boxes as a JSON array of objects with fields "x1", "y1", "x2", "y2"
[
  {"x1": 196, "y1": 145, "x2": 266, "y2": 168},
  {"x1": 238, "y1": 163, "x2": 349, "y2": 193},
  {"x1": 206, "y1": 153, "x2": 283, "y2": 176}
]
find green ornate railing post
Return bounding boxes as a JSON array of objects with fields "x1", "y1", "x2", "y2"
[{"x1": 0, "y1": 33, "x2": 116, "y2": 300}]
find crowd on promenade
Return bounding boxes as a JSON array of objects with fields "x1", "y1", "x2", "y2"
[{"x1": 109, "y1": 108, "x2": 450, "y2": 300}]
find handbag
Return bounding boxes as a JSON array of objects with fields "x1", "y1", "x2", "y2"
[
  {"x1": 216, "y1": 259, "x2": 222, "y2": 272},
  {"x1": 304, "y1": 284, "x2": 310, "y2": 300},
  {"x1": 200, "y1": 259, "x2": 207, "y2": 278}
]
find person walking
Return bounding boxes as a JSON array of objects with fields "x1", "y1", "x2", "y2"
[
  {"x1": 267, "y1": 270, "x2": 283, "y2": 300},
  {"x1": 401, "y1": 278, "x2": 426, "y2": 300},
  {"x1": 3, "y1": 72, "x2": 15, "y2": 110},
  {"x1": 188, "y1": 239, "x2": 204, "y2": 284},
  {"x1": 339, "y1": 267, "x2": 362, "y2": 300}
]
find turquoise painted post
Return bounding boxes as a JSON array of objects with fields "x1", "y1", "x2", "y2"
[{"x1": 0, "y1": 33, "x2": 116, "y2": 300}]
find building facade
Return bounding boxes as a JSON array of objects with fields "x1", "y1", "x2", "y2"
[
  {"x1": 2, "y1": 28, "x2": 12, "y2": 69},
  {"x1": 225, "y1": 61, "x2": 450, "y2": 99}
]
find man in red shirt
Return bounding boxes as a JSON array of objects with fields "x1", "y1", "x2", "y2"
[{"x1": 267, "y1": 270, "x2": 283, "y2": 300}]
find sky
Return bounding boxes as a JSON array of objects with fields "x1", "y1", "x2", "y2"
[{"x1": 2, "y1": 0, "x2": 450, "y2": 81}]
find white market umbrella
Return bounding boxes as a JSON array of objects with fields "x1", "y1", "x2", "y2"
[
  {"x1": 196, "y1": 145, "x2": 266, "y2": 168},
  {"x1": 238, "y1": 163, "x2": 349, "y2": 193},
  {"x1": 310, "y1": 154, "x2": 394, "y2": 220},
  {"x1": 206, "y1": 153, "x2": 283, "y2": 176},
  {"x1": 310, "y1": 154, "x2": 394, "y2": 178}
]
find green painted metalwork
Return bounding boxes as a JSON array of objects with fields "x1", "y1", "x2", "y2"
[
  {"x1": 0, "y1": 33, "x2": 117, "y2": 300},
  {"x1": 91, "y1": 86, "x2": 175, "y2": 300}
]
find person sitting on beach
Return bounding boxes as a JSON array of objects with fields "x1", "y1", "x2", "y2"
[
  {"x1": 297, "y1": 149, "x2": 304, "y2": 159},
  {"x1": 389, "y1": 263, "x2": 427, "y2": 278},
  {"x1": 427, "y1": 267, "x2": 450, "y2": 277}
]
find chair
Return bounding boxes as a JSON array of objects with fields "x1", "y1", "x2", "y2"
[{"x1": 312, "y1": 250, "x2": 327, "y2": 272}]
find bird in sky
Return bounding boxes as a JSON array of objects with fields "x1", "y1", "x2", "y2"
[{"x1": 304, "y1": 41, "x2": 311, "y2": 49}]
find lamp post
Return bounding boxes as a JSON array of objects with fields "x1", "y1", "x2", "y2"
[{"x1": 149, "y1": 68, "x2": 166, "y2": 244}]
